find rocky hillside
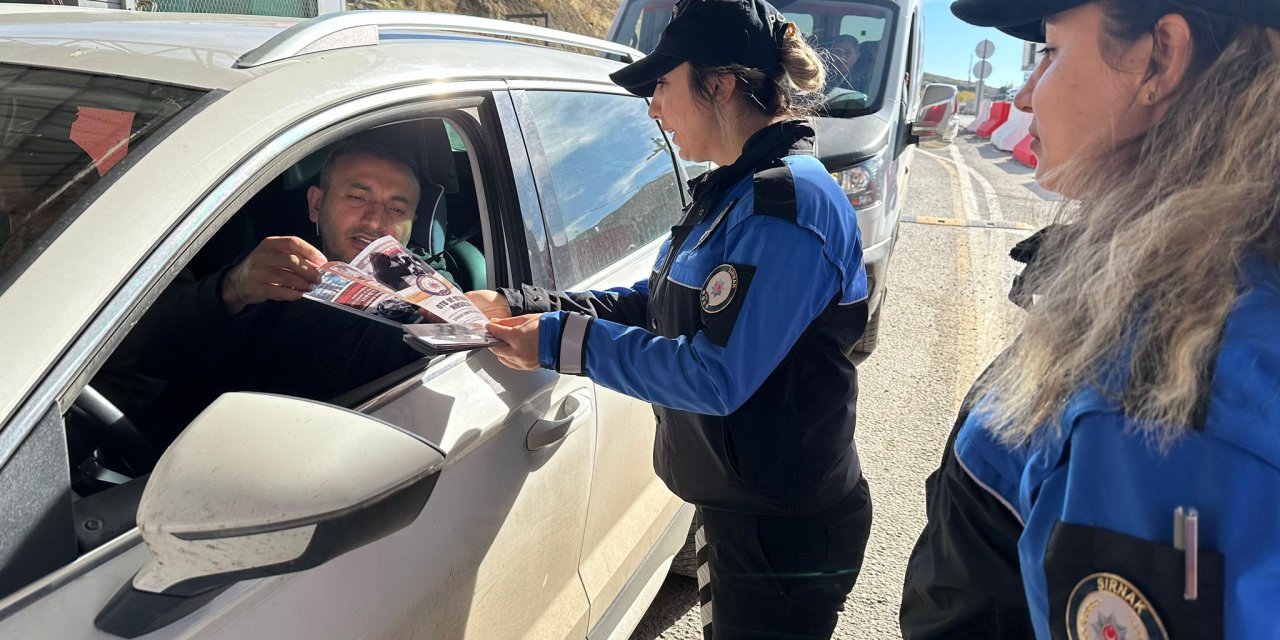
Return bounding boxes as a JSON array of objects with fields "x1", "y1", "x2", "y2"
[{"x1": 348, "y1": 0, "x2": 622, "y2": 39}]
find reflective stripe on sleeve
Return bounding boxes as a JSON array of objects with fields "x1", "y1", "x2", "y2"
[{"x1": 558, "y1": 313, "x2": 592, "y2": 375}]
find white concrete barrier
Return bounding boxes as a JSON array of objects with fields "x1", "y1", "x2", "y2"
[
  {"x1": 967, "y1": 100, "x2": 993, "y2": 133},
  {"x1": 992, "y1": 107, "x2": 1032, "y2": 152}
]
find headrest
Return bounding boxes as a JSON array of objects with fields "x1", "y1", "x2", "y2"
[
  {"x1": 409, "y1": 183, "x2": 446, "y2": 253},
  {"x1": 421, "y1": 119, "x2": 459, "y2": 193}
]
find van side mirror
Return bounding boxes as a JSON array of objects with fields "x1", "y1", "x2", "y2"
[
  {"x1": 909, "y1": 96, "x2": 957, "y2": 145},
  {"x1": 910, "y1": 83, "x2": 960, "y2": 146},
  {"x1": 94, "y1": 393, "x2": 445, "y2": 638}
]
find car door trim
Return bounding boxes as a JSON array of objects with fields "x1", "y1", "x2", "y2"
[
  {"x1": 0, "y1": 81, "x2": 509, "y2": 622},
  {"x1": 0, "y1": 527, "x2": 142, "y2": 623},
  {"x1": 502, "y1": 79, "x2": 638, "y2": 95}
]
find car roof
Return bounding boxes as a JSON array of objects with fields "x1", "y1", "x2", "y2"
[{"x1": 0, "y1": 5, "x2": 637, "y2": 91}]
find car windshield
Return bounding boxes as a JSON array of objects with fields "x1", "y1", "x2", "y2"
[
  {"x1": 610, "y1": 0, "x2": 897, "y2": 118},
  {"x1": 0, "y1": 64, "x2": 206, "y2": 283}
]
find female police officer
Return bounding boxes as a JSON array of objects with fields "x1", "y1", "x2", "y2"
[
  {"x1": 467, "y1": 0, "x2": 872, "y2": 636},
  {"x1": 900, "y1": 1, "x2": 1280, "y2": 639}
]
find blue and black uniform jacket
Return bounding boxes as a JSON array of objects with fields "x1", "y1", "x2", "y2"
[
  {"x1": 501, "y1": 120, "x2": 869, "y2": 515},
  {"x1": 942, "y1": 258, "x2": 1280, "y2": 640}
]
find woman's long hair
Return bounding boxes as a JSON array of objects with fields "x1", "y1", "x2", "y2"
[{"x1": 979, "y1": 2, "x2": 1280, "y2": 449}]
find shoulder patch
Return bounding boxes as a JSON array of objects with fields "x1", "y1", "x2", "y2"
[
  {"x1": 700, "y1": 263, "x2": 757, "y2": 347},
  {"x1": 752, "y1": 165, "x2": 797, "y2": 222},
  {"x1": 701, "y1": 265, "x2": 739, "y2": 313}
]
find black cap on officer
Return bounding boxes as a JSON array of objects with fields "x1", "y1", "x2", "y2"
[
  {"x1": 952, "y1": 0, "x2": 1280, "y2": 42},
  {"x1": 610, "y1": 0, "x2": 791, "y2": 97}
]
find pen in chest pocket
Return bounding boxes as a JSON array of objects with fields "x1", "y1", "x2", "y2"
[{"x1": 1173, "y1": 506, "x2": 1199, "y2": 601}]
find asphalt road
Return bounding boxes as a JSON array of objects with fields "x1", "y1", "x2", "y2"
[{"x1": 629, "y1": 127, "x2": 1059, "y2": 640}]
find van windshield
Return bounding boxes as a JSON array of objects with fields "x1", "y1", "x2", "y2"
[{"x1": 610, "y1": 0, "x2": 897, "y2": 118}]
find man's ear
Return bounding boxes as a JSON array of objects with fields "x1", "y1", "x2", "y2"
[
  {"x1": 307, "y1": 185, "x2": 324, "y2": 224},
  {"x1": 1147, "y1": 13, "x2": 1194, "y2": 105}
]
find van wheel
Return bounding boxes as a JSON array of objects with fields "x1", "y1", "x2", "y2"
[
  {"x1": 669, "y1": 512, "x2": 701, "y2": 578},
  {"x1": 852, "y1": 303, "x2": 881, "y2": 355}
]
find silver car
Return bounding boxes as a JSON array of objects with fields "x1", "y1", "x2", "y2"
[{"x1": 0, "y1": 7, "x2": 693, "y2": 639}]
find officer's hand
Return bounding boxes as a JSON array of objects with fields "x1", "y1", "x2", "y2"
[
  {"x1": 466, "y1": 290, "x2": 513, "y2": 320},
  {"x1": 486, "y1": 314, "x2": 541, "y2": 370},
  {"x1": 221, "y1": 236, "x2": 327, "y2": 315}
]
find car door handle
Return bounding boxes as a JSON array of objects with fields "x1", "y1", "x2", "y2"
[{"x1": 526, "y1": 391, "x2": 592, "y2": 451}]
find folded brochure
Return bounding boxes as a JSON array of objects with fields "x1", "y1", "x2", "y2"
[{"x1": 303, "y1": 235, "x2": 501, "y2": 353}]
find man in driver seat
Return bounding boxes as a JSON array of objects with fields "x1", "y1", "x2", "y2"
[
  {"x1": 129, "y1": 142, "x2": 439, "y2": 444},
  {"x1": 825, "y1": 34, "x2": 869, "y2": 94}
]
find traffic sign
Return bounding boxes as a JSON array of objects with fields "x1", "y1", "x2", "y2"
[
  {"x1": 976, "y1": 39, "x2": 996, "y2": 59},
  {"x1": 973, "y1": 61, "x2": 993, "y2": 80}
]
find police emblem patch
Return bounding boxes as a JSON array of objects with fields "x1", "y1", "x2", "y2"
[
  {"x1": 701, "y1": 265, "x2": 738, "y2": 313},
  {"x1": 1067, "y1": 573, "x2": 1168, "y2": 640}
]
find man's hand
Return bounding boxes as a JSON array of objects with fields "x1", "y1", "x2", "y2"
[
  {"x1": 466, "y1": 290, "x2": 513, "y2": 320},
  {"x1": 486, "y1": 314, "x2": 541, "y2": 370},
  {"x1": 221, "y1": 236, "x2": 327, "y2": 315}
]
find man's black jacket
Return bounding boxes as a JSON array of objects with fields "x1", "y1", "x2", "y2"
[{"x1": 129, "y1": 258, "x2": 423, "y2": 443}]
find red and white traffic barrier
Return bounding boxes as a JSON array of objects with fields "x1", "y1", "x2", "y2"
[
  {"x1": 974, "y1": 102, "x2": 1011, "y2": 138},
  {"x1": 992, "y1": 107, "x2": 1032, "y2": 152},
  {"x1": 967, "y1": 99, "x2": 993, "y2": 133},
  {"x1": 1013, "y1": 134, "x2": 1038, "y2": 168}
]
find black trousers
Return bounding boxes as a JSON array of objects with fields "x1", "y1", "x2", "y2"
[{"x1": 695, "y1": 476, "x2": 873, "y2": 639}]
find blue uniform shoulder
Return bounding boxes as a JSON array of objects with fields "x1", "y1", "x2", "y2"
[
  {"x1": 739, "y1": 156, "x2": 853, "y2": 237},
  {"x1": 716, "y1": 155, "x2": 867, "y2": 304},
  {"x1": 751, "y1": 163, "x2": 800, "y2": 223},
  {"x1": 1204, "y1": 257, "x2": 1280, "y2": 471}
]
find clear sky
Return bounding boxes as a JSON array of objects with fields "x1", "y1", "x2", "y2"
[{"x1": 922, "y1": 0, "x2": 1029, "y2": 89}]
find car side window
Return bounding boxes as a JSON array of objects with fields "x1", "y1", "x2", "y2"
[
  {"x1": 121, "y1": 115, "x2": 495, "y2": 449},
  {"x1": 520, "y1": 91, "x2": 683, "y2": 288}
]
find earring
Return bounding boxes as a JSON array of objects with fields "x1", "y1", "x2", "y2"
[{"x1": 1147, "y1": 90, "x2": 1157, "y2": 103}]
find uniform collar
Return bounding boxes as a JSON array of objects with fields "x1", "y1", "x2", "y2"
[{"x1": 686, "y1": 119, "x2": 815, "y2": 207}]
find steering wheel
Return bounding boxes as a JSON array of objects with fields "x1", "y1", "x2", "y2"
[{"x1": 69, "y1": 385, "x2": 161, "y2": 477}]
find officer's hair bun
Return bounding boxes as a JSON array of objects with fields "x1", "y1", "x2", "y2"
[{"x1": 778, "y1": 25, "x2": 825, "y2": 96}]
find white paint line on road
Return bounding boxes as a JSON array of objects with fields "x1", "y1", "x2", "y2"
[
  {"x1": 925, "y1": 146, "x2": 1006, "y2": 224},
  {"x1": 923, "y1": 145, "x2": 1020, "y2": 403},
  {"x1": 925, "y1": 152, "x2": 980, "y2": 414}
]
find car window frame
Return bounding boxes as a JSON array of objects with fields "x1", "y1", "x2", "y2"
[{"x1": 0, "y1": 80, "x2": 526, "y2": 622}]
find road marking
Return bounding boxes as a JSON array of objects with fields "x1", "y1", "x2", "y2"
[
  {"x1": 903, "y1": 216, "x2": 1035, "y2": 231},
  {"x1": 952, "y1": 145, "x2": 1006, "y2": 223},
  {"x1": 920, "y1": 145, "x2": 1026, "y2": 411},
  {"x1": 923, "y1": 150, "x2": 980, "y2": 413}
]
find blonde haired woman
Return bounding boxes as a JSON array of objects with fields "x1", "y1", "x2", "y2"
[{"x1": 901, "y1": 1, "x2": 1280, "y2": 639}]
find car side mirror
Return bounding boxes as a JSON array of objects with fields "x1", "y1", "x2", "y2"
[
  {"x1": 909, "y1": 96, "x2": 957, "y2": 145},
  {"x1": 94, "y1": 393, "x2": 445, "y2": 639}
]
